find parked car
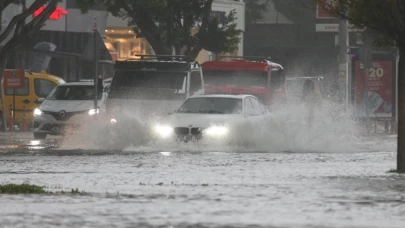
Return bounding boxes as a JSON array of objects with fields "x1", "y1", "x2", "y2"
[
  {"x1": 32, "y1": 80, "x2": 108, "y2": 139},
  {"x1": 151, "y1": 94, "x2": 269, "y2": 143}
]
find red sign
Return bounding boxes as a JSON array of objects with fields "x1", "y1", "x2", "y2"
[
  {"x1": 317, "y1": 0, "x2": 335, "y2": 19},
  {"x1": 4, "y1": 69, "x2": 25, "y2": 89},
  {"x1": 354, "y1": 61, "x2": 393, "y2": 117},
  {"x1": 33, "y1": 6, "x2": 68, "y2": 20}
]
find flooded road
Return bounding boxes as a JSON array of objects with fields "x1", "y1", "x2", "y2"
[{"x1": 0, "y1": 135, "x2": 404, "y2": 228}]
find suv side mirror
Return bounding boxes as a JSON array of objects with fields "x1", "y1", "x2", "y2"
[{"x1": 168, "y1": 108, "x2": 177, "y2": 115}]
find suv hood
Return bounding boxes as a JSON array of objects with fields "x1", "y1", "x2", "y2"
[{"x1": 162, "y1": 113, "x2": 243, "y2": 128}]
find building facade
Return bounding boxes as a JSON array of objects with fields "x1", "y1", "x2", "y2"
[{"x1": 104, "y1": 0, "x2": 245, "y2": 63}]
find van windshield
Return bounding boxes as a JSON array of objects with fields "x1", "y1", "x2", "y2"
[
  {"x1": 47, "y1": 85, "x2": 102, "y2": 100},
  {"x1": 109, "y1": 70, "x2": 188, "y2": 100}
]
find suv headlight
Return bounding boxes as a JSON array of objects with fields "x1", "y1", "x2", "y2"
[
  {"x1": 34, "y1": 108, "x2": 43, "y2": 116},
  {"x1": 204, "y1": 126, "x2": 229, "y2": 137},
  {"x1": 88, "y1": 108, "x2": 99, "y2": 115},
  {"x1": 154, "y1": 124, "x2": 174, "y2": 138}
]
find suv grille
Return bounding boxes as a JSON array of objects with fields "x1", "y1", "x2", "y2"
[{"x1": 174, "y1": 127, "x2": 203, "y2": 136}]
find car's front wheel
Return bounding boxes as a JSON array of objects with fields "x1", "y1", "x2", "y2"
[{"x1": 33, "y1": 133, "x2": 47, "y2": 139}]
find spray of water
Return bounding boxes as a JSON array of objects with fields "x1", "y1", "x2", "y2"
[{"x1": 58, "y1": 97, "x2": 377, "y2": 153}]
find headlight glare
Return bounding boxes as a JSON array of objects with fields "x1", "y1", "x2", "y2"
[
  {"x1": 34, "y1": 108, "x2": 43, "y2": 116},
  {"x1": 154, "y1": 124, "x2": 174, "y2": 138},
  {"x1": 110, "y1": 118, "x2": 117, "y2": 124},
  {"x1": 204, "y1": 126, "x2": 229, "y2": 137},
  {"x1": 88, "y1": 108, "x2": 99, "y2": 115}
]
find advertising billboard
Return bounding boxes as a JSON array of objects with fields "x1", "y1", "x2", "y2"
[{"x1": 354, "y1": 61, "x2": 393, "y2": 118}]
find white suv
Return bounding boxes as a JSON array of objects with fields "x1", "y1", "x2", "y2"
[{"x1": 32, "y1": 81, "x2": 108, "y2": 139}]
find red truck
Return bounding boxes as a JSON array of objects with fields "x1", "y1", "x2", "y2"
[{"x1": 201, "y1": 56, "x2": 286, "y2": 110}]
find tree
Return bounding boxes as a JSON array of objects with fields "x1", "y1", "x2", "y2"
[
  {"x1": 316, "y1": 0, "x2": 405, "y2": 172},
  {"x1": 78, "y1": 0, "x2": 243, "y2": 61},
  {"x1": 0, "y1": 0, "x2": 60, "y2": 131}
]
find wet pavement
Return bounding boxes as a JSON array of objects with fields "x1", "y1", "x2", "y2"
[{"x1": 0, "y1": 134, "x2": 404, "y2": 228}]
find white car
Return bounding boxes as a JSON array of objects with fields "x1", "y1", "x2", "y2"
[
  {"x1": 152, "y1": 94, "x2": 270, "y2": 143},
  {"x1": 32, "y1": 81, "x2": 108, "y2": 139}
]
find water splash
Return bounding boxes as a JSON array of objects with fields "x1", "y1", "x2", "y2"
[{"x1": 57, "y1": 98, "x2": 381, "y2": 153}]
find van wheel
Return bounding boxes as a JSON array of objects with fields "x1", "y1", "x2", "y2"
[{"x1": 33, "y1": 133, "x2": 47, "y2": 139}]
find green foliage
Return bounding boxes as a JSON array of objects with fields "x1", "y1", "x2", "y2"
[
  {"x1": 0, "y1": 183, "x2": 88, "y2": 195},
  {"x1": 0, "y1": 183, "x2": 46, "y2": 194},
  {"x1": 78, "y1": 0, "x2": 243, "y2": 60},
  {"x1": 314, "y1": 0, "x2": 405, "y2": 48}
]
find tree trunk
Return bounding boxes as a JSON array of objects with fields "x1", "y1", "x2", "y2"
[
  {"x1": 142, "y1": 32, "x2": 170, "y2": 57},
  {"x1": 0, "y1": 55, "x2": 8, "y2": 132},
  {"x1": 397, "y1": 47, "x2": 405, "y2": 172}
]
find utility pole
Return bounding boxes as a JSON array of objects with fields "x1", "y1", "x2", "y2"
[
  {"x1": 359, "y1": 34, "x2": 373, "y2": 132},
  {"x1": 338, "y1": 19, "x2": 349, "y2": 110},
  {"x1": 93, "y1": 17, "x2": 98, "y2": 118}
]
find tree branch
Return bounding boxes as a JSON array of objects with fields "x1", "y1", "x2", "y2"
[
  {"x1": 0, "y1": 0, "x2": 49, "y2": 43},
  {"x1": 2, "y1": 0, "x2": 59, "y2": 54}
]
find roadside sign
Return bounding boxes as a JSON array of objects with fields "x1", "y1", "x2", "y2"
[
  {"x1": 316, "y1": 23, "x2": 362, "y2": 32},
  {"x1": 354, "y1": 61, "x2": 393, "y2": 118},
  {"x1": 316, "y1": 0, "x2": 335, "y2": 19},
  {"x1": 4, "y1": 69, "x2": 24, "y2": 89}
]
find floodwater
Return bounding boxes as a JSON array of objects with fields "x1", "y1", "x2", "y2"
[
  {"x1": 0, "y1": 105, "x2": 404, "y2": 228},
  {"x1": 0, "y1": 135, "x2": 403, "y2": 228}
]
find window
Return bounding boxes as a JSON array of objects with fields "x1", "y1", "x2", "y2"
[
  {"x1": 34, "y1": 79, "x2": 57, "y2": 98},
  {"x1": 244, "y1": 98, "x2": 254, "y2": 111},
  {"x1": 190, "y1": 70, "x2": 202, "y2": 95},
  {"x1": 47, "y1": 85, "x2": 103, "y2": 100},
  {"x1": 5, "y1": 78, "x2": 29, "y2": 95},
  {"x1": 177, "y1": 97, "x2": 242, "y2": 114},
  {"x1": 204, "y1": 70, "x2": 267, "y2": 88},
  {"x1": 249, "y1": 97, "x2": 263, "y2": 115},
  {"x1": 109, "y1": 70, "x2": 188, "y2": 100}
]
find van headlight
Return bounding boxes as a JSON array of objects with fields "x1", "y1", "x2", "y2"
[
  {"x1": 88, "y1": 108, "x2": 99, "y2": 115},
  {"x1": 204, "y1": 126, "x2": 229, "y2": 137},
  {"x1": 34, "y1": 108, "x2": 43, "y2": 116},
  {"x1": 154, "y1": 124, "x2": 174, "y2": 138}
]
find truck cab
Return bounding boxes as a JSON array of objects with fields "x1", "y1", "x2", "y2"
[
  {"x1": 106, "y1": 55, "x2": 204, "y2": 121},
  {"x1": 201, "y1": 56, "x2": 285, "y2": 110}
]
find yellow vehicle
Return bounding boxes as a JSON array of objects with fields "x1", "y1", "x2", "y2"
[{"x1": 0, "y1": 70, "x2": 65, "y2": 129}]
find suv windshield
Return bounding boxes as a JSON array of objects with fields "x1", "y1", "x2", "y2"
[
  {"x1": 109, "y1": 70, "x2": 188, "y2": 100},
  {"x1": 177, "y1": 97, "x2": 242, "y2": 114},
  {"x1": 47, "y1": 85, "x2": 103, "y2": 100},
  {"x1": 203, "y1": 70, "x2": 267, "y2": 87}
]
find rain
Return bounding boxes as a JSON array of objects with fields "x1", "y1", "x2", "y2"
[{"x1": 0, "y1": 0, "x2": 404, "y2": 228}]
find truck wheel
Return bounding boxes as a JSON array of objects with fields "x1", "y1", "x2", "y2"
[{"x1": 33, "y1": 133, "x2": 47, "y2": 139}]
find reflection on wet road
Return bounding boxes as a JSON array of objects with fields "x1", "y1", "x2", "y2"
[{"x1": 0, "y1": 136, "x2": 404, "y2": 228}]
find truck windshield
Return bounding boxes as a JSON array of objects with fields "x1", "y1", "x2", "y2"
[
  {"x1": 203, "y1": 70, "x2": 267, "y2": 88},
  {"x1": 109, "y1": 70, "x2": 188, "y2": 100}
]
